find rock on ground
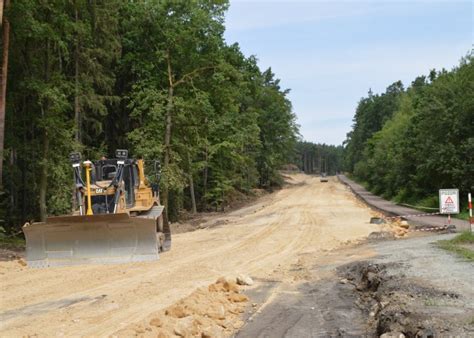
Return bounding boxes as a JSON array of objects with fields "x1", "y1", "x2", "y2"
[
  {"x1": 113, "y1": 277, "x2": 249, "y2": 337},
  {"x1": 236, "y1": 274, "x2": 254, "y2": 286}
]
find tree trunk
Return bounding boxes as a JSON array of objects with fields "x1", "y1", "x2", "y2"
[
  {"x1": 21, "y1": 149, "x2": 26, "y2": 220},
  {"x1": 306, "y1": 152, "x2": 309, "y2": 173},
  {"x1": 185, "y1": 150, "x2": 197, "y2": 214},
  {"x1": 202, "y1": 118, "x2": 208, "y2": 209},
  {"x1": 74, "y1": 4, "x2": 80, "y2": 143},
  {"x1": 162, "y1": 84, "x2": 173, "y2": 221},
  {"x1": 9, "y1": 148, "x2": 15, "y2": 208},
  {"x1": 0, "y1": 0, "x2": 11, "y2": 186},
  {"x1": 39, "y1": 127, "x2": 49, "y2": 222},
  {"x1": 189, "y1": 173, "x2": 197, "y2": 214},
  {"x1": 161, "y1": 52, "x2": 212, "y2": 220},
  {"x1": 39, "y1": 39, "x2": 51, "y2": 222},
  {"x1": 21, "y1": 98, "x2": 27, "y2": 220},
  {"x1": 303, "y1": 152, "x2": 307, "y2": 173}
]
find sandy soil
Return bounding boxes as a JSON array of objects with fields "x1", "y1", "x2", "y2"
[
  {"x1": 0, "y1": 174, "x2": 382, "y2": 337},
  {"x1": 115, "y1": 278, "x2": 250, "y2": 338}
]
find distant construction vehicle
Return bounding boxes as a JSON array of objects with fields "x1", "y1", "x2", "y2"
[
  {"x1": 320, "y1": 172, "x2": 328, "y2": 182},
  {"x1": 23, "y1": 150, "x2": 171, "y2": 268}
]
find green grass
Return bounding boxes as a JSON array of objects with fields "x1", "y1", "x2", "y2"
[
  {"x1": 454, "y1": 210, "x2": 470, "y2": 221},
  {"x1": 437, "y1": 231, "x2": 474, "y2": 262},
  {"x1": 0, "y1": 235, "x2": 25, "y2": 251}
]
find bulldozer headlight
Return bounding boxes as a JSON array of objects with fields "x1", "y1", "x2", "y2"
[
  {"x1": 70, "y1": 152, "x2": 81, "y2": 165},
  {"x1": 115, "y1": 149, "x2": 128, "y2": 160}
]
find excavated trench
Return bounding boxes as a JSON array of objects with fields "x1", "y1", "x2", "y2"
[{"x1": 338, "y1": 261, "x2": 469, "y2": 337}]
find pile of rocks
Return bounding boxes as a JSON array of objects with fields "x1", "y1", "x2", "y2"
[{"x1": 114, "y1": 275, "x2": 254, "y2": 337}]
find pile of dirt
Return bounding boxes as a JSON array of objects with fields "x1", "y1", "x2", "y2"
[
  {"x1": 389, "y1": 219, "x2": 410, "y2": 238},
  {"x1": 367, "y1": 217, "x2": 410, "y2": 241},
  {"x1": 339, "y1": 261, "x2": 472, "y2": 337},
  {"x1": 113, "y1": 277, "x2": 249, "y2": 337}
]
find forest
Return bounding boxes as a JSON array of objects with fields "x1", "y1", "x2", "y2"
[
  {"x1": 344, "y1": 56, "x2": 473, "y2": 210},
  {"x1": 295, "y1": 141, "x2": 344, "y2": 175},
  {"x1": 1, "y1": 1, "x2": 471, "y2": 234},
  {"x1": 0, "y1": 0, "x2": 300, "y2": 231}
]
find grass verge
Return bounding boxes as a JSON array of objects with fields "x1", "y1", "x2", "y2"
[
  {"x1": 0, "y1": 235, "x2": 25, "y2": 251},
  {"x1": 453, "y1": 211, "x2": 469, "y2": 221},
  {"x1": 437, "y1": 231, "x2": 474, "y2": 262}
]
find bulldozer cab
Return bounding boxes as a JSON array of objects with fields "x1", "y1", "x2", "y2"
[
  {"x1": 87, "y1": 158, "x2": 139, "y2": 213},
  {"x1": 76, "y1": 150, "x2": 161, "y2": 216}
]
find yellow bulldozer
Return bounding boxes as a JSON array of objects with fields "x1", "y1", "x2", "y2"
[{"x1": 22, "y1": 150, "x2": 171, "y2": 268}]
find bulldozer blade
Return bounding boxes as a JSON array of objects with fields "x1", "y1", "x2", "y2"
[
  {"x1": 136, "y1": 205, "x2": 171, "y2": 252},
  {"x1": 23, "y1": 213, "x2": 159, "y2": 268}
]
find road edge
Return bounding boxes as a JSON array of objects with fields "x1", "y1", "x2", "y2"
[{"x1": 337, "y1": 175, "x2": 469, "y2": 232}]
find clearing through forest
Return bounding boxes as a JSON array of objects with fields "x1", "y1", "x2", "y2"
[{"x1": 1, "y1": 174, "x2": 386, "y2": 336}]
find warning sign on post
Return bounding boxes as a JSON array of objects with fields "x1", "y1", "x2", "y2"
[{"x1": 439, "y1": 189, "x2": 459, "y2": 214}]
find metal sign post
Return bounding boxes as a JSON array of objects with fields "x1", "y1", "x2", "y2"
[{"x1": 439, "y1": 189, "x2": 459, "y2": 226}]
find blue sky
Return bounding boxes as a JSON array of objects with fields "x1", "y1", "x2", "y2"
[{"x1": 224, "y1": 0, "x2": 473, "y2": 145}]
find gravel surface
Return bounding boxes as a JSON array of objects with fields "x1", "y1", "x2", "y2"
[{"x1": 237, "y1": 233, "x2": 474, "y2": 337}]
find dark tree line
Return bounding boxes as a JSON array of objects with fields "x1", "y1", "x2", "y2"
[
  {"x1": 344, "y1": 56, "x2": 473, "y2": 207},
  {"x1": 295, "y1": 141, "x2": 344, "y2": 175},
  {"x1": 0, "y1": 0, "x2": 299, "y2": 231}
]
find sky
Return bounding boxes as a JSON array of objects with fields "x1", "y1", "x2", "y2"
[{"x1": 224, "y1": 0, "x2": 473, "y2": 145}]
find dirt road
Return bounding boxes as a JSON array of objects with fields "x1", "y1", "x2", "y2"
[{"x1": 0, "y1": 174, "x2": 382, "y2": 336}]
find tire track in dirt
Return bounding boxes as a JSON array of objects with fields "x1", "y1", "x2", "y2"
[{"x1": 0, "y1": 175, "x2": 382, "y2": 337}]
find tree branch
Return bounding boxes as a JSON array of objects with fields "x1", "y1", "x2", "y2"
[
  {"x1": 173, "y1": 65, "x2": 215, "y2": 87},
  {"x1": 166, "y1": 49, "x2": 173, "y2": 88}
]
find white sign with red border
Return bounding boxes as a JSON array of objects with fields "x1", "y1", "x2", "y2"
[{"x1": 439, "y1": 189, "x2": 459, "y2": 214}]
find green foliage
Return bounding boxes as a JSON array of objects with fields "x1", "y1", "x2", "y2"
[
  {"x1": 345, "y1": 56, "x2": 473, "y2": 208},
  {"x1": 455, "y1": 211, "x2": 469, "y2": 221},
  {"x1": 344, "y1": 81, "x2": 404, "y2": 172},
  {"x1": 3, "y1": 0, "x2": 299, "y2": 227},
  {"x1": 0, "y1": 235, "x2": 25, "y2": 251},
  {"x1": 296, "y1": 141, "x2": 344, "y2": 175}
]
